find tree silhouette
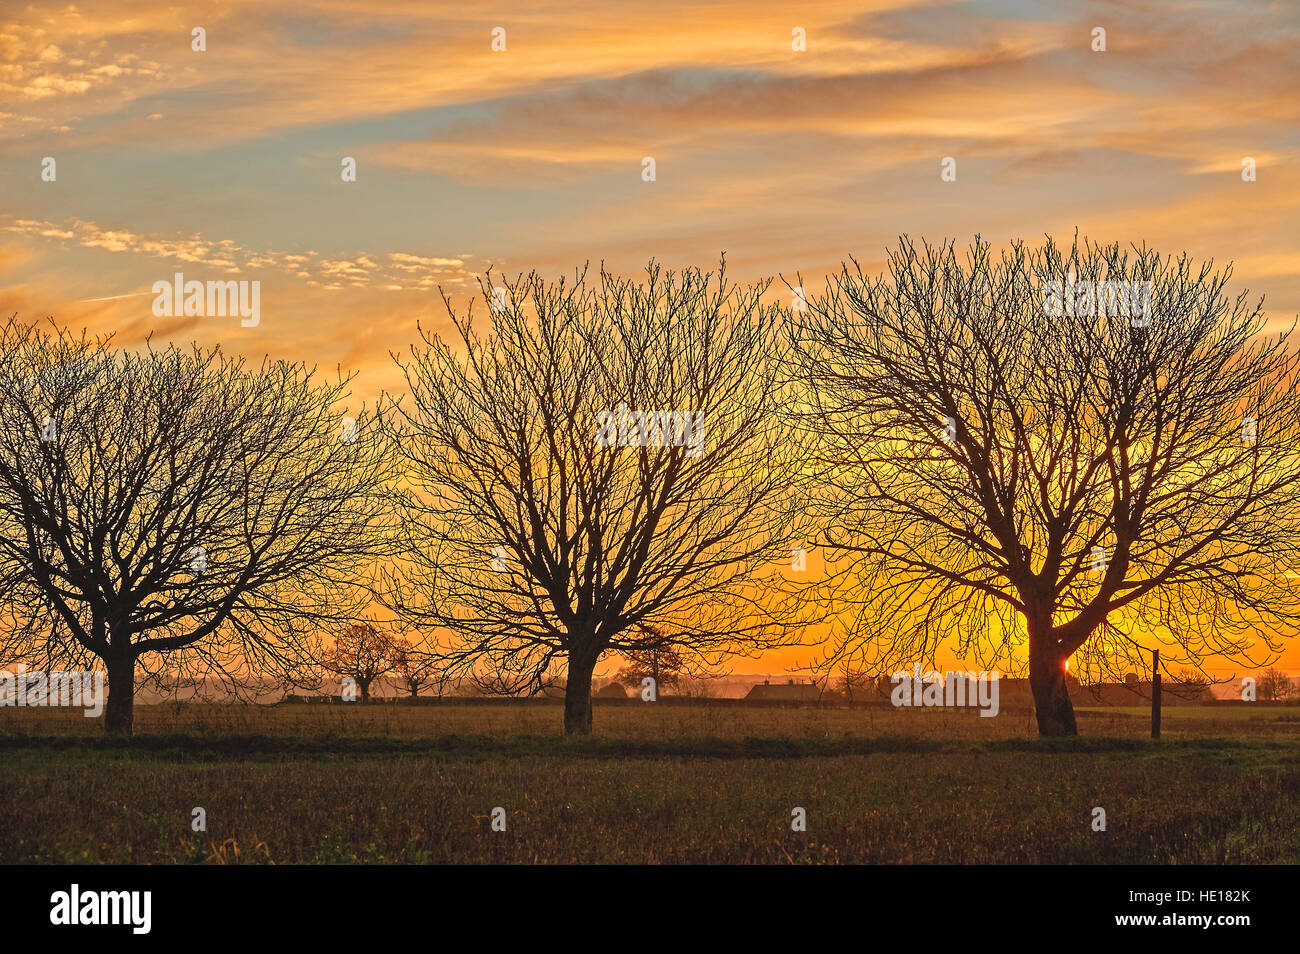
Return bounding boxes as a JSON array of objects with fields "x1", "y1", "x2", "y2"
[
  {"x1": 790, "y1": 236, "x2": 1300, "y2": 735},
  {"x1": 320, "y1": 623, "x2": 402, "y2": 702},
  {"x1": 1258, "y1": 667, "x2": 1295, "y2": 702},
  {"x1": 836, "y1": 667, "x2": 873, "y2": 704},
  {"x1": 391, "y1": 641, "x2": 447, "y2": 698},
  {"x1": 0, "y1": 318, "x2": 395, "y2": 732},
  {"x1": 1169, "y1": 667, "x2": 1212, "y2": 700},
  {"x1": 382, "y1": 261, "x2": 814, "y2": 734},
  {"x1": 614, "y1": 623, "x2": 687, "y2": 693}
]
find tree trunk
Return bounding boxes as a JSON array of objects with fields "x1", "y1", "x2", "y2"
[
  {"x1": 104, "y1": 652, "x2": 136, "y2": 735},
  {"x1": 359, "y1": 678, "x2": 372, "y2": 702},
  {"x1": 1028, "y1": 615, "x2": 1077, "y2": 737},
  {"x1": 564, "y1": 651, "x2": 598, "y2": 736}
]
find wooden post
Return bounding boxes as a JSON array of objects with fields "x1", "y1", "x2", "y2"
[{"x1": 1151, "y1": 649, "x2": 1161, "y2": 739}]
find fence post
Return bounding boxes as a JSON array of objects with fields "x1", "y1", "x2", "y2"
[{"x1": 1151, "y1": 649, "x2": 1161, "y2": 739}]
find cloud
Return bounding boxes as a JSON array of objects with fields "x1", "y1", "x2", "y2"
[
  {"x1": 2, "y1": 215, "x2": 475, "y2": 289},
  {"x1": 4, "y1": 0, "x2": 1299, "y2": 353}
]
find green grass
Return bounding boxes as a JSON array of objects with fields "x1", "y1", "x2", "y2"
[{"x1": 2, "y1": 702, "x2": 1298, "y2": 864}]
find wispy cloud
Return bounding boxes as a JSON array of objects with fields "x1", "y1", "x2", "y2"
[{"x1": 3, "y1": 215, "x2": 475, "y2": 290}]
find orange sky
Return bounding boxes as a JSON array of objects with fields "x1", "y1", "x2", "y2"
[{"x1": 3, "y1": 0, "x2": 1299, "y2": 676}]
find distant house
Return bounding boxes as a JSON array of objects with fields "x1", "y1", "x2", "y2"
[
  {"x1": 594, "y1": 682, "x2": 628, "y2": 699},
  {"x1": 745, "y1": 679, "x2": 822, "y2": 703}
]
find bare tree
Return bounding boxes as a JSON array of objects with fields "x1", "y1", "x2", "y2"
[
  {"x1": 0, "y1": 318, "x2": 395, "y2": 732},
  {"x1": 837, "y1": 667, "x2": 872, "y2": 705},
  {"x1": 789, "y1": 236, "x2": 1300, "y2": 735},
  {"x1": 391, "y1": 641, "x2": 448, "y2": 698},
  {"x1": 613, "y1": 623, "x2": 689, "y2": 694},
  {"x1": 319, "y1": 622, "x2": 402, "y2": 702},
  {"x1": 1257, "y1": 667, "x2": 1296, "y2": 702},
  {"x1": 1169, "y1": 667, "x2": 1213, "y2": 701},
  {"x1": 382, "y1": 261, "x2": 814, "y2": 734}
]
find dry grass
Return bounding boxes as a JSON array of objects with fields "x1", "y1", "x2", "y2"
[
  {"x1": 4, "y1": 698, "x2": 1297, "y2": 741},
  {"x1": 2, "y1": 702, "x2": 1298, "y2": 864}
]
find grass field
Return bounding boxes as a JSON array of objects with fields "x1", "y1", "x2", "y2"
[{"x1": 2, "y1": 702, "x2": 1298, "y2": 864}]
